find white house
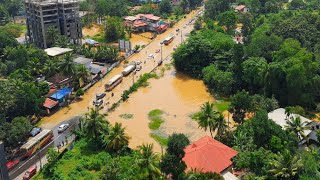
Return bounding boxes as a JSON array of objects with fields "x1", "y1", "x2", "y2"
[{"x1": 268, "y1": 108, "x2": 318, "y2": 145}]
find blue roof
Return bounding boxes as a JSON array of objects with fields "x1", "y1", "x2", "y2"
[
  {"x1": 51, "y1": 88, "x2": 72, "y2": 100},
  {"x1": 85, "y1": 38, "x2": 99, "y2": 45}
]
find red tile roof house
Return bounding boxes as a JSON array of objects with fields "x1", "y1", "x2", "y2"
[
  {"x1": 124, "y1": 14, "x2": 168, "y2": 34},
  {"x1": 183, "y1": 136, "x2": 238, "y2": 180}
]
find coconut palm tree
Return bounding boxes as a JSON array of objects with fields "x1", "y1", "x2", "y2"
[
  {"x1": 136, "y1": 144, "x2": 161, "y2": 180},
  {"x1": 125, "y1": 26, "x2": 133, "y2": 38},
  {"x1": 59, "y1": 53, "x2": 76, "y2": 76},
  {"x1": 76, "y1": 64, "x2": 90, "y2": 83},
  {"x1": 103, "y1": 122, "x2": 130, "y2": 151},
  {"x1": 84, "y1": 108, "x2": 109, "y2": 141},
  {"x1": 43, "y1": 60, "x2": 59, "y2": 77},
  {"x1": 214, "y1": 113, "x2": 228, "y2": 137},
  {"x1": 196, "y1": 102, "x2": 220, "y2": 138},
  {"x1": 27, "y1": 58, "x2": 43, "y2": 76},
  {"x1": 269, "y1": 149, "x2": 303, "y2": 179},
  {"x1": 46, "y1": 26, "x2": 59, "y2": 47},
  {"x1": 285, "y1": 116, "x2": 309, "y2": 143}
]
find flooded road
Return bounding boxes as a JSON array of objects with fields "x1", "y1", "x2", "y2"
[{"x1": 41, "y1": 8, "x2": 210, "y2": 151}]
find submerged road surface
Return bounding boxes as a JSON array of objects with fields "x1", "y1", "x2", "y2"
[{"x1": 40, "y1": 7, "x2": 204, "y2": 130}]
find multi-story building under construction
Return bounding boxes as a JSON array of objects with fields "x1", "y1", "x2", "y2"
[{"x1": 25, "y1": 0, "x2": 82, "y2": 49}]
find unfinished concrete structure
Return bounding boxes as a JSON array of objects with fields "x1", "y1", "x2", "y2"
[{"x1": 25, "y1": 0, "x2": 82, "y2": 48}]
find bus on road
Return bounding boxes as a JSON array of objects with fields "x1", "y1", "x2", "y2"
[
  {"x1": 163, "y1": 34, "x2": 175, "y2": 45},
  {"x1": 122, "y1": 64, "x2": 136, "y2": 76},
  {"x1": 105, "y1": 74, "x2": 123, "y2": 91},
  {"x1": 20, "y1": 129, "x2": 53, "y2": 159}
]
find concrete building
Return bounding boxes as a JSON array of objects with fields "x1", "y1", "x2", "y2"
[{"x1": 25, "y1": 0, "x2": 82, "y2": 49}]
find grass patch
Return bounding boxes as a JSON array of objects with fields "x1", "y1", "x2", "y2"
[
  {"x1": 214, "y1": 101, "x2": 231, "y2": 112},
  {"x1": 119, "y1": 113, "x2": 134, "y2": 119},
  {"x1": 150, "y1": 133, "x2": 168, "y2": 146},
  {"x1": 148, "y1": 109, "x2": 165, "y2": 130},
  {"x1": 122, "y1": 73, "x2": 158, "y2": 101},
  {"x1": 148, "y1": 109, "x2": 163, "y2": 117},
  {"x1": 90, "y1": 32, "x2": 106, "y2": 43},
  {"x1": 0, "y1": 23, "x2": 27, "y2": 38}
]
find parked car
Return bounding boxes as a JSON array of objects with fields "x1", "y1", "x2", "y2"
[
  {"x1": 30, "y1": 127, "x2": 41, "y2": 137},
  {"x1": 155, "y1": 49, "x2": 160, "y2": 53},
  {"x1": 96, "y1": 93, "x2": 106, "y2": 100},
  {"x1": 6, "y1": 160, "x2": 19, "y2": 171},
  {"x1": 57, "y1": 124, "x2": 69, "y2": 133},
  {"x1": 23, "y1": 165, "x2": 37, "y2": 180},
  {"x1": 93, "y1": 99, "x2": 103, "y2": 107},
  {"x1": 136, "y1": 61, "x2": 142, "y2": 65},
  {"x1": 136, "y1": 65, "x2": 142, "y2": 71},
  {"x1": 176, "y1": 28, "x2": 180, "y2": 32}
]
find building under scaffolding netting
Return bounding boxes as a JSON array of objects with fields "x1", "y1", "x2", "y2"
[{"x1": 25, "y1": 0, "x2": 82, "y2": 48}]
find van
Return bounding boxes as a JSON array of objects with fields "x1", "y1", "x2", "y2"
[{"x1": 23, "y1": 165, "x2": 37, "y2": 180}]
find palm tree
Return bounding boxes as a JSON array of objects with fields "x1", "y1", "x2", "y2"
[
  {"x1": 46, "y1": 26, "x2": 59, "y2": 47},
  {"x1": 214, "y1": 113, "x2": 228, "y2": 137},
  {"x1": 84, "y1": 108, "x2": 109, "y2": 141},
  {"x1": 196, "y1": 102, "x2": 220, "y2": 138},
  {"x1": 136, "y1": 144, "x2": 161, "y2": 180},
  {"x1": 54, "y1": 35, "x2": 69, "y2": 48},
  {"x1": 59, "y1": 53, "x2": 76, "y2": 76},
  {"x1": 27, "y1": 58, "x2": 43, "y2": 76},
  {"x1": 125, "y1": 26, "x2": 133, "y2": 38},
  {"x1": 76, "y1": 64, "x2": 90, "y2": 83},
  {"x1": 103, "y1": 122, "x2": 130, "y2": 151},
  {"x1": 43, "y1": 60, "x2": 59, "y2": 77},
  {"x1": 285, "y1": 116, "x2": 309, "y2": 143},
  {"x1": 269, "y1": 149, "x2": 303, "y2": 179}
]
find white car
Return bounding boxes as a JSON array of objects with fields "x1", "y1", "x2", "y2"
[
  {"x1": 136, "y1": 61, "x2": 142, "y2": 65},
  {"x1": 136, "y1": 65, "x2": 142, "y2": 71},
  {"x1": 57, "y1": 124, "x2": 69, "y2": 133},
  {"x1": 148, "y1": 54, "x2": 154, "y2": 59}
]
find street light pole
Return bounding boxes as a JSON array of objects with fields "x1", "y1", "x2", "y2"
[
  {"x1": 160, "y1": 41, "x2": 163, "y2": 62},
  {"x1": 37, "y1": 148, "x2": 42, "y2": 170},
  {"x1": 180, "y1": 29, "x2": 183, "y2": 43}
]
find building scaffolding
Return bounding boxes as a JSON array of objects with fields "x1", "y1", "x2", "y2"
[{"x1": 25, "y1": 0, "x2": 82, "y2": 48}]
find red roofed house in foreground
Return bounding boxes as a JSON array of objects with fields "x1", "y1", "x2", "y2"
[{"x1": 183, "y1": 136, "x2": 238, "y2": 180}]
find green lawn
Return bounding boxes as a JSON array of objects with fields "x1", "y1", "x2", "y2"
[
  {"x1": 148, "y1": 109, "x2": 165, "y2": 130},
  {"x1": 119, "y1": 113, "x2": 134, "y2": 119},
  {"x1": 150, "y1": 133, "x2": 168, "y2": 146},
  {"x1": 214, "y1": 101, "x2": 231, "y2": 112}
]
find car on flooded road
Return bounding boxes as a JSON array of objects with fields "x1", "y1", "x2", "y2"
[
  {"x1": 57, "y1": 124, "x2": 69, "y2": 133},
  {"x1": 96, "y1": 93, "x2": 106, "y2": 100},
  {"x1": 148, "y1": 54, "x2": 154, "y2": 58},
  {"x1": 136, "y1": 65, "x2": 142, "y2": 71}
]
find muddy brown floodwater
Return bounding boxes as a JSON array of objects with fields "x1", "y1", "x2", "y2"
[
  {"x1": 108, "y1": 70, "x2": 214, "y2": 152},
  {"x1": 41, "y1": 8, "x2": 211, "y2": 152}
]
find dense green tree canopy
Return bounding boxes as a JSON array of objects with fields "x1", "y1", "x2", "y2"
[{"x1": 173, "y1": 30, "x2": 234, "y2": 77}]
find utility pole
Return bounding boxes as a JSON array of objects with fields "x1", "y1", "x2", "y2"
[
  {"x1": 180, "y1": 29, "x2": 183, "y2": 43},
  {"x1": 160, "y1": 41, "x2": 163, "y2": 62}
]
